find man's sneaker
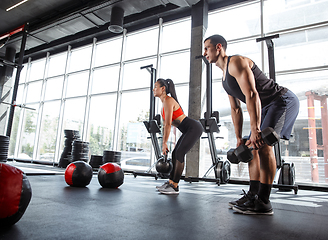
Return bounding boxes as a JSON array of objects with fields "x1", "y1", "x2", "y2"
[
  {"x1": 228, "y1": 190, "x2": 255, "y2": 208},
  {"x1": 159, "y1": 183, "x2": 179, "y2": 195},
  {"x1": 156, "y1": 181, "x2": 169, "y2": 191},
  {"x1": 232, "y1": 195, "x2": 274, "y2": 215}
]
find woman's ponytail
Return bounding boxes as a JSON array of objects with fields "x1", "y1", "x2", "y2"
[
  {"x1": 165, "y1": 79, "x2": 179, "y2": 106},
  {"x1": 156, "y1": 78, "x2": 180, "y2": 106}
]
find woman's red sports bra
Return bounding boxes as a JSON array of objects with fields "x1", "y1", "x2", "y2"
[{"x1": 162, "y1": 106, "x2": 184, "y2": 121}]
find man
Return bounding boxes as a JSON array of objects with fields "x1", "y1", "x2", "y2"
[{"x1": 203, "y1": 35, "x2": 299, "y2": 215}]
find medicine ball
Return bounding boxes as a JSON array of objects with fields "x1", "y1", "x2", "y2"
[
  {"x1": 0, "y1": 163, "x2": 32, "y2": 227},
  {"x1": 155, "y1": 156, "x2": 173, "y2": 174},
  {"x1": 98, "y1": 163, "x2": 124, "y2": 188},
  {"x1": 65, "y1": 161, "x2": 93, "y2": 187}
]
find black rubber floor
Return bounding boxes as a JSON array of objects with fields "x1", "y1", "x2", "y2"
[{"x1": 1, "y1": 162, "x2": 328, "y2": 240}]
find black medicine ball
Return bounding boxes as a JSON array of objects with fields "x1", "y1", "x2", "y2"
[{"x1": 98, "y1": 163, "x2": 124, "y2": 188}]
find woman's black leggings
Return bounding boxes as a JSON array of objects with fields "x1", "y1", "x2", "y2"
[{"x1": 169, "y1": 117, "x2": 203, "y2": 183}]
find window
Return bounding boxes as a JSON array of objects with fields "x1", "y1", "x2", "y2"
[
  {"x1": 122, "y1": 58, "x2": 157, "y2": 90},
  {"x1": 68, "y1": 46, "x2": 92, "y2": 73},
  {"x1": 37, "y1": 101, "x2": 61, "y2": 162},
  {"x1": 25, "y1": 80, "x2": 43, "y2": 103},
  {"x1": 263, "y1": 0, "x2": 328, "y2": 33},
  {"x1": 162, "y1": 19, "x2": 191, "y2": 53},
  {"x1": 87, "y1": 94, "x2": 117, "y2": 155},
  {"x1": 44, "y1": 76, "x2": 64, "y2": 100},
  {"x1": 118, "y1": 90, "x2": 151, "y2": 168},
  {"x1": 206, "y1": 2, "x2": 261, "y2": 40},
  {"x1": 160, "y1": 52, "x2": 190, "y2": 84},
  {"x1": 94, "y1": 38, "x2": 122, "y2": 67},
  {"x1": 274, "y1": 26, "x2": 328, "y2": 72},
  {"x1": 48, "y1": 53, "x2": 67, "y2": 77},
  {"x1": 65, "y1": 71, "x2": 89, "y2": 98},
  {"x1": 61, "y1": 97, "x2": 86, "y2": 133},
  {"x1": 15, "y1": 84, "x2": 25, "y2": 104},
  {"x1": 8, "y1": 108, "x2": 21, "y2": 158},
  {"x1": 91, "y1": 66, "x2": 120, "y2": 94},
  {"x1": 125, "y1": 28, "x2": 159, "y2": 61},
  {"x1": 28, "y1": 59, "x2": 45, "y2": 81},
  {"x1": 18, "y1": 104, "x2": 38, "y2": 159}
]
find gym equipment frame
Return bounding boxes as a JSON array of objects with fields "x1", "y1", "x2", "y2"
[{"x1": 131, "y1": 64, "x2": 166, "y2": 180}]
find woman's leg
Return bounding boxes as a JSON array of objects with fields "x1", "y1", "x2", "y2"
[{"x1": 170, "y1": 119, "x2": 203, "y2": 186}]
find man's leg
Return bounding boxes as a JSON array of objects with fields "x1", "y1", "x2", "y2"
[
  {"x1": 248, "y1": 150, "x2": 261, "y2": 194},
  {"x1": 233, "y1": 144, "x2": 275, "y2": 215},
  {"x1": 228, "y1": 150, "x2": 260, "y2": 208},
  {"x1": 258, "y1": 145, "x2": 276, "y2": 203}
]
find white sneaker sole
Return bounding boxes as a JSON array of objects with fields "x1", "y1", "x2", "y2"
[
  {"x1": 159, "y1": 190, "x2": 179, "y2": 195},
  {"x1": 232, "y1": 206, "x2": 274, "y2": 215}
]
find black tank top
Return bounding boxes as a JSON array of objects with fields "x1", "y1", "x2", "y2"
[{"x1": 222, "y1": 56, "x2": 288, "y2": 107}]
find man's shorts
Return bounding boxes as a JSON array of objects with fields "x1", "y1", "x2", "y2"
[{"x1": 261, "y1": 90, "x2": 299, "y2": 140}]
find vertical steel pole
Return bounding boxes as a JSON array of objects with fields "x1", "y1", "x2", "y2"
[{"x1": 6, "y1": 23, "x2": 28, "y2": 137}]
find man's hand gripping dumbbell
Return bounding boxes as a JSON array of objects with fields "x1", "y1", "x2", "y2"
[{"x1": 227, "y1": 127, "x2": 280, "y2": 164}]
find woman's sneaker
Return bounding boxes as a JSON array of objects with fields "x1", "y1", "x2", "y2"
[
  {"x1": 156, "y1": 181, "x2": 169, "y2": 191},
  {"x1": 159, "y1": 183, "x2": 179, "y2": 195},
  {"x1": 232, "y1": 195, "x2": 274, "y2": 215},
  {"x1": 228, "y1": 190, "x2": 255, "y2": 208}
]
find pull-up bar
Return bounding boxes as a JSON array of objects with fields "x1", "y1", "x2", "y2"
[
  {"x1": 256, "y1": 34, "x2": 280, "y2": 82},
  {"x1": 0, "y1": 24, "x2": 25, "y2": 41}
]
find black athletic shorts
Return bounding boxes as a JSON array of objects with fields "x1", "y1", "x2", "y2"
[{"x1": 260, "y1": 90, "x2": 299, "y2": 140}]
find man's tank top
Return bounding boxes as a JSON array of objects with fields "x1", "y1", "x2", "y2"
[{"x1": 222, "y1": 56, "x2": 288, "y2": 107}]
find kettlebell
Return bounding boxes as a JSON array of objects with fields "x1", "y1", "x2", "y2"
[{"x1": 156, "y1": 153, "x2": 173, "y2": 174}]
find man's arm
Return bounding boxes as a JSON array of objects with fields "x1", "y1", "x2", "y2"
[
  {"x1": 229, "y1": 56, "x2": 263, "y2": 149},
  {"x1": 228, "y1": 94, "x2": 243, "y2": 146}
]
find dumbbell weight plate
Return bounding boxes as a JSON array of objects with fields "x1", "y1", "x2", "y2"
[
  {"x1": 235, "y1": 145, "x2": 253, "y2": 163},
  {"x1": 227, "y1": 148, "x2": 239, "y2": 164}
]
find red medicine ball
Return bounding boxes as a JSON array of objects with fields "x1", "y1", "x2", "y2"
[
  {"x1": 0, "y1": 163, "x2": 32, "y2": 227},
  {"x1": 65, "y1": 161, "x2": 93, "y2": 187},
  {"x1": 98, "y1": 163, "x2": 124, "y2": 188}
]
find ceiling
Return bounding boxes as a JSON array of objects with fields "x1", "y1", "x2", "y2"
[{"x1": 0, "y1": 0, "x2": 245, "y2": 63}]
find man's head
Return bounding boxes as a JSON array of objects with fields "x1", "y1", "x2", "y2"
[
  {"x1": 203, "y1": 35, "x2": 227, "y2": 63},
  {"x1": 204, "y1": 35, "x2": 227, "y2": 51}
]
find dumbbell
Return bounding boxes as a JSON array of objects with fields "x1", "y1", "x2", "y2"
[{"x1": 227, "y1": 127, "x2": 280, "y2": 164}]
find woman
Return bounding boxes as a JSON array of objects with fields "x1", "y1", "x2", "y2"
[{"x1": 153, "y1": 78, "x2": 203, "y2": 195}]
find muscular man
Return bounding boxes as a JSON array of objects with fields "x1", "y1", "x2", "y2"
[{"x1": 203, "y1": 35, "x2": 299, "y2": 215}]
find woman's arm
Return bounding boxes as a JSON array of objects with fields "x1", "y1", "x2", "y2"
[{"x1": 162, "y1": 98, "x2": 174, "y2": 154}]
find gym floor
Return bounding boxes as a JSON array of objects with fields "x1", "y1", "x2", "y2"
[{"x1": 1, "y1": 162, "x2": 328, "y2": 240}]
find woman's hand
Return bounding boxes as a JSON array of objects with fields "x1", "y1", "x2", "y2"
[{"x1": 162, "y1": 143, "x2": 169, "y2": 155}]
